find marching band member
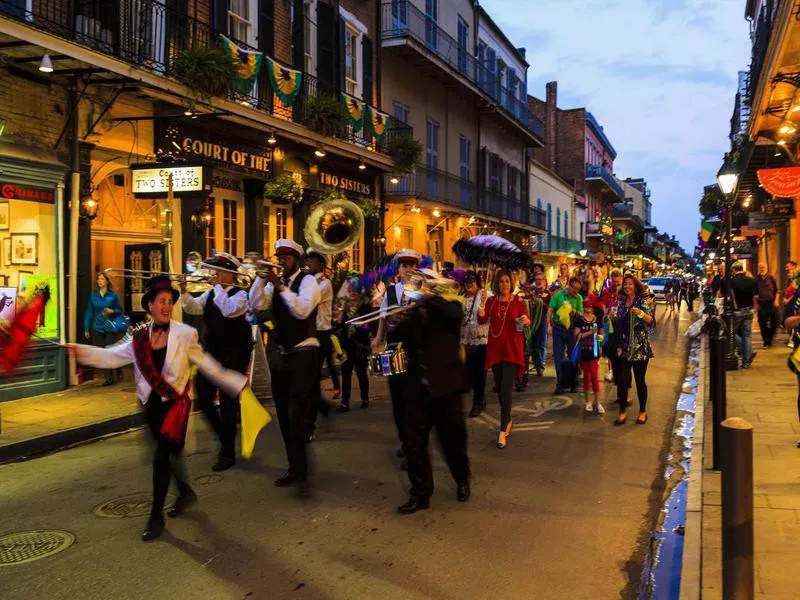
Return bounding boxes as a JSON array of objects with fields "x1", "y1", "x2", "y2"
[
  {"x1": 180, "y1": 252, "x2": 251, "y2": 472},
  {"x1": 372, "y1": 248, "x2": 422, "y2": 466},
  {"x1": 250, "y1": 239, "x2": 321, "y2": 487},
  {"x1": 71, "y1": 275, "x2": 247, "y2": 541},
  {"x1": 305, "y1": 250, "x2": 338, "y2": 440}
]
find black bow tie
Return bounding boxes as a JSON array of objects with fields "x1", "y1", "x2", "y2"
[{"x1": 152, "y1": 322, "x2": 170, "y2": 332}]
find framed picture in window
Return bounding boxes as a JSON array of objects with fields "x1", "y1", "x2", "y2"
[
  {"x1": 0, "y1": 202, "x2": 8, "y2": 230},
  {"x1": 10, "y1": 233, "x2": 38, "y2": 265},
  {"x1": 0, "y1": 286, "x2": 15, "y2": 322},
  {"x1": 2, "y1": 237, "x2": 9, "y2": 267},
  {"x1": 18, "y1": 270, "x2": 32, "y2": 295}
]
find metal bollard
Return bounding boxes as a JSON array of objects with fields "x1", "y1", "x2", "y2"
[
  {"x1": 720, "y1": 417, "x2": 754, "y2": 600},
  {"x1": 703, "y1": 313, "x2": 726, "y2": 470}
]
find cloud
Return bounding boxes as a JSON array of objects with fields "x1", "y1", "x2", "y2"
[{"x1": 483, "y1": 0, "x2": 751, "y2": 251}]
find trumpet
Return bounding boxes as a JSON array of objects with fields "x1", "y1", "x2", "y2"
[{"x1": 103, "y1": 267, "x2": 211, "y2": 284}]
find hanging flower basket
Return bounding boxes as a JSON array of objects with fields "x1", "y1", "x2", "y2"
[
  {"x1": 172, "y1": 47, "x2": 240, "y2": 102},
  {"x1": 264, "y1": 174, "x2": 304, "y2": 204},
  {"x1": 387, "y1": 134, "x2": 423, "y2": 174}
]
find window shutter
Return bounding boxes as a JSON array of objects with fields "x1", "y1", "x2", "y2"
[
  {"x1": 292, "y1": 0, "x2": 305, "y2": 69},
  {"x1": 362, "y1": 35, "x2": 374, "y2": 103},
  {"x1": 336, "y1": 16, "x2": 346, "y2": 93},
  {"x1": 213, "y1": 0, "x2": 228, "y2": 37},
  {"x1": 317, "y1": 1, "x2": 336, "y2": 93},
  {"x1": 258, "y1": 0, "x2": 274, "y2": 55}
]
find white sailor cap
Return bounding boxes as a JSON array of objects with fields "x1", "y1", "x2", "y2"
[
  {"x1": 274, "y1": 239, "x2": 304, "y2": 256},
  {"x1": 394, "y1": 248, "x2": 421, "y2": 264},
  {"x1": 203, "y1": 250, "x2": 242, "y2": 272}
]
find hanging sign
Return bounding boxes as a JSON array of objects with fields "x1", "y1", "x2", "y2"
[
  {"x1": 131, "y1": 166, "x2": 204, "y2": 194},
  {"x1": 319, "y1": 171, "x2": 373, "y2": 197},
  {"x1": 757, "y1": 167, "x2": 800, "y2": 197},
  {"x1": 763, "y1": 197, "x2": 795, "y2": 218}
]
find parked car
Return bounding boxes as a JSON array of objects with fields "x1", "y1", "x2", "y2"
[{"x1": 647, "y1": 276, "x2": 674, "y2": 300}]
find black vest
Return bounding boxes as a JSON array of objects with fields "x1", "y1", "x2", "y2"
[
  {"x1": 272, "y1": 271, "x2": 317, "y2": 349},
  {"x1": 203, "y1": 287, "x2": 251, "y2": 358},
  {"x1": 386, "y1": 283, "x2": 402, "y2": 344}
]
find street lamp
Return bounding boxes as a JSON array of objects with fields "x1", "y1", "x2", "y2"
[{"x1": 716, "y1": 156, "x2": 740, "y2": 371}]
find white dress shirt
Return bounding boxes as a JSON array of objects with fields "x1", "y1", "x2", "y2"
[
  {"x1": 249, "y1": 269, "x2": 321, "y2": 348},
  {"x1": 181, "y1": 284, "x2": 249, "y2": 317},
  {"x1": 380, "y1": 281, "x2": 405, "y2": 311},
  {"x1": 315, "y1": 273, "x2": 333, "y2": 332}
]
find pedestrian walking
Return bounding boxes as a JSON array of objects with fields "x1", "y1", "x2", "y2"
[
  {"x1": 462, "y1": 270, "x2": 490, "y2": 418},
  {"x1": 730, "y1": 262, "x2": 759, "y2": 368},
  {"x1": 71, "y1": 275, "x2": 247, "y2": 541},
  {"x1": 479, "y1": 269, "x2": 530, "y2": 448},
  {"x1": 83, "y1": 272, "x2": 125, "y2": 386},
  {"x1": 548, "y1": 277, "x2": 584, "y2": 394},
  {"x1": 573, "y1": 302, "x2": 604, "y2": 414},
  {"x1": 600, "y1": 269, "x2": 622, "y2": 385},
  {"x1": 335, "y1": 279, "x2": 372, "y2": 413},
  {"x1": 529, "y1": 271, "x2": 551, "y2": 377},
  {"x1": 613, "y1": 275, "x2": 654, "y2": 426},
  {"x1": 756, "y1": 262, "x2": 779, "y2": 348}
]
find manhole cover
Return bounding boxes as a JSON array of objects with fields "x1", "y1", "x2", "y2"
[
  {"x1": 94, "y1": 492, "x2": 175, "y2": 519},
  {"x1": 194, "y1": 474, "x2": 223, "y2": 486},
  {"x1": 0, "y1": 530, "x2": 75, "y2": 566}
]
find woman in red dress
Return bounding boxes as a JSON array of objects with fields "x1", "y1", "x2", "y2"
[{"x1": 479, "y1": 269, "x2": 530, "y2": 448}]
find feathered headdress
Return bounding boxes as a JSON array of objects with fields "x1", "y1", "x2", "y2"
[
  {"x1": 452, "y1": 235, "x2": 531, "y2": 270},
  {"x1": 356, "y1": 252, "x2": 434, "y2": 292}
]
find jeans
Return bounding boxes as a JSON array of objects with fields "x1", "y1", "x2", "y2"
[
  {"x1": 465, "y1": 344, "x2": 487, "y2": 409},
  {"x1": 491, "y1": 361, "x2": 516, "y2": 431},
  {"x1": 733, "y1": 308, "x2": 754, "y2": 366},
  {"x1": 531, "y1": 325, "x2": 547, "y2": 372},
  {"x1": 757, "y1": 303, "x2": 778, "y2": 346},
  {"x1": 551, "y1": 325, "x2": 571, "y2": 389}
]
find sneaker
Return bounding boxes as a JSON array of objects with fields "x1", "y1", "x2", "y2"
[
  {"x1": 595, "y1": 403, "x2": 606, "y2": 414},
  {"x1": 584, "y1": 401, "x2": 593, "y2": 411}
]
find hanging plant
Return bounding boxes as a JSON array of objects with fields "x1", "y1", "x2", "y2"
[
  {"x1": 302, "y1": 94, "x2": 348, "y2": 137},
  {"x1": 355, "y1": 196, "x2": 381, "y2": 221},
  {"x1": 387, "y1": 134, "x2": 423, "y2": 174},
  {"x1": 264, "y1": 173, "x2": 304, "y2": 204},
  {"x1": 171, "y1": 47, "x2": 240, "y2": 102}
]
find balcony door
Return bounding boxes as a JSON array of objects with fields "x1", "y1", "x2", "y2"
[
  {"x1": 390, "y1": 0, "x2": 408, "y2": 32},
  {"x1": 425, "y1": 0, "x2": 438, "y2": 51},
  {"x1": 457, "y1": 16, "x2": 469, "y2": 76},
  {"x1": 459, "y1": 135, "x2": 471, "y2": 209},
  {"x1": 426, "y1": 118, "x2": 440, "y2": 199}
]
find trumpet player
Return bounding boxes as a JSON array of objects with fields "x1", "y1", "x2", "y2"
[
  {"x1": 180, "y1": 252, "x2": 251, "y2": 472},
  {"x1": 249, "y1": 239, "x2": 321, "y2": 487}
]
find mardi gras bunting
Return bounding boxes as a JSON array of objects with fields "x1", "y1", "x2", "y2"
[
  {"x1": 367, "y1": 105, "x2": 389, "y2": 140},
  {"x1": 342, "y1": 93, "x2": 364, "y2": 131},
  {"x1": 699, "y1": 220, "x2": 714, "y2": 243},
  {"x1": 266, "y1": 56, "x2": 302, "y2": 106},
  {"x1": 219, "y1": 35, "x2": 263, "y2": 96}
]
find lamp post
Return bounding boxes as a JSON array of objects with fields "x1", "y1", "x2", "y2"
[{"x1": 716, "y1": 156, "x2": 740, "y2": 371}]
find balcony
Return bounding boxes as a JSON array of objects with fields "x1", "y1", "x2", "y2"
[
  {"x1": 484, "y1": 189, "x2": 546, "y2": 231},
  {"x1": 0, "y1": 0, "x2": 411, "y2": 155},
  {"x1": 748, "y1": 7, "x2": 776, "y2": 103},
  {"x1": 380, "y1": 2, "x2": 543, "y2": 141},
  {"x1": 585, "y1": 164, "x2": 624, "y2": 200},
  {"x1": 536, "y1": 235, "x2": 584, "y2": 254},
  {"x1": 384, "y1": 166, "x2": 478, "y2": 212}
]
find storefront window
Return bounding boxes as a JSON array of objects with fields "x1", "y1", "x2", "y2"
[
  {"x1": 223, "y1": 199, "x2": 238, "y2": 255},
  {"x1": 262, "y1": 204, "x2": 271, "y2": 258},
  {"x1": 276, "y1": 207, "x2": 288, "y2": 240},
  {"x1": 0, "y1": 190, "x2": 59, "y2": 339}
]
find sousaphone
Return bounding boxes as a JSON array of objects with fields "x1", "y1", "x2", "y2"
[{"x1": 304, "y1": 198, "x2": 365, "y2": 254}]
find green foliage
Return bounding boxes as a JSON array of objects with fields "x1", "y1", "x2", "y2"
[
  {"x1": 355, "y1": 196, "x2": 380, "y2": 221},
  {"x1": 264, "y1": 174, "x2": 304, "y2": 204},
  {"x1": 302, "y1": 94, "x2": 348, "y2": 137},
  {"x1": 172, "y1": 47, "x2": 240, "y2": 101},
  {"x1": 699, "y1": 185, "x2": 724, "y2": 218},
  {"x1": 387, "y1": 134, "x2": 423, "y2": 174}
]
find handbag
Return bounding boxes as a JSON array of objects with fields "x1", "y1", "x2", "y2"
[{"x1": 106, "y1": 314, "x2": 131, "y2": 334}]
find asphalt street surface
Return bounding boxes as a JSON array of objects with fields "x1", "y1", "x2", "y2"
[{"x1": 0, "y1": 306, "x2": 692, "y2": 600}]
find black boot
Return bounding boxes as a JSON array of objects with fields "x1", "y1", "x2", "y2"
[
  {"x1": 167, "y1": 488, "x2": 197, "y2": 518},
  {"x1": 212, "y1": 455, "x2": 236, "y2": 472},
  {"x1": 397, "y1": 495, "x2": 430, "y2": 515},
  {"x1": 456, "y1": 481, "x2": 471, "y2": 503},
  {"x1": 274, "y1": 471, "x2": 306, "y2": 487},
  {"x1": 141, "y1": 517, "x2": 165, "y2": 542}
]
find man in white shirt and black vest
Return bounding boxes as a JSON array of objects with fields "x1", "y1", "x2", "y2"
[
  {"x1": 306, "y1": 249, "x2": 337, "y2": 441},
  {"x1": 250, "y1": 239, "x2": 321, "y2": 487},
  {"x1": 181, "y1": 252, "x2": 251, "y2": 472},
  {"x1": 373, "y1": 248, "x2": 421, "y2": 467}
]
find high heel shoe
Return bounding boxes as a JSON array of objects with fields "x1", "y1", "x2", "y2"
[
  {"x1": 614, "y1": 413, "x2": 627, "y2": 426},
  {"x1": 497, "y1": 431, "x2": 507, "y2": 449},
  {"x1": 504, "y1": 419, "x2": 513, "y2": 437}
]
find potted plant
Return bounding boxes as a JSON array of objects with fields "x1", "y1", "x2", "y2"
[
  {"x1": 264, "y1": 173, "x2": 304, "y2": 204},
  {"x1": 172, "y1": 47, "x2": 240, "y2": 102},
  {"x1": 387, "y1": 134, "x2": 423, "y2": 174},
  {"x1": 302, "y1": 94, "x2": 348, "y2": 137}
]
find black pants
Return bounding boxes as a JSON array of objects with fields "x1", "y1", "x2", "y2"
[
  {"x1": 618, "y1": 358, "x2": 649, "y2": 412},
  {"x1": 309, "y1": 332, "x2": 334, "y2": 432},
  {"x1": 465, "y1": 345, "x2": 487, "y2": 409},
  {"x1": 405, "y1": 387, "x2": 470, "y2": 498},
  {"x1": 758, "y1": 303, "x2": 778, "y2": 346},
  {"x1": 492, "y1": 361, "x2": 516, "y2": 430},
  {"x1": 271, "y1": 348, "x2": 317, "y2": 478},
  {"x1": 90, "y1": 330, "x2": 120, "y2": 383},
  {"x1": 389, "y1": 373, "x2": 408, "y2": 450},
  {"x1": 196, "y1": 350, "x2": 250, "y2": 460},
  {"x1": 144, "y1": 397, "x2": 191, "y2": 522},
  {"x1": 341, "y1": 355, "x2": 369, "y2": 405}
]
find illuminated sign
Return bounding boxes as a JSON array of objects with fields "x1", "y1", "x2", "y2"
[
  {"x1": 131, "y1": 166, "x2": 203, "y2": 194},
  {"x1": 0, "y1": 182, "x2": 54, "y2": 203},
  {"x1": 181, "y1": 137, "x2": 272, "y2": 173},
  {"x1": 319, "y1": 171, "x2": 372, "y2": 197}
]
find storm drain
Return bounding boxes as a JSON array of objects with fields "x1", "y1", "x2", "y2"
[
  {"x1": 194, "y1": 474, "x2": 223, "y2": 486},
  {"x1": 0, "y1": 530, "x2": 75, "y2": 566},
  {"x1": 94, "y1": 492, "x2": 175, "y2": 518}
]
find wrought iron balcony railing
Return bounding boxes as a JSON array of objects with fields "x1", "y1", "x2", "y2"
[
  {"x1": 384, "y1": 166, "x2": 478, "y2": 212},
  {"x1": 748, "y1": 6, "x2": 776, "y2": 103},
  {"x1": 380, "y1": 1, "x2": 543, "y2": 140},
  {"x1": 484, "y1": 189, "x2": 546, "y2": 230},
  {"x1": 585, "y1": 164, "x2": 625, "y2": 200},
  {"x1": 535, "y1": 235, "x2": 584, "y2": 254},
  {"x1": 0, "y1": 0, "x2": 411, "y2": 153}
]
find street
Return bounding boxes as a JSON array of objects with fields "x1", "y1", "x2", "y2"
[{"x1": 0, "y1": 308, "x2": 691, "y2": 600}]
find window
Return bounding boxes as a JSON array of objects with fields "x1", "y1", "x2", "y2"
[
  {"x1": 275, "y1": 207, "x2": 288, "y2": 240},
  {"x1": 485, "y1": 46, "x2": 496, "y2": 95},
  {"x1": 425, "y1": 0, "x2": 438, "y2": 50},
  {"x1": 496, "y1": 59, "x2": 505, "y2": 101},
  {"x1": 506, "y1": 67, "x2": 516, "y2": 110},
  {"x1": 228, "y1": 0, "x2": 252, "y2": 43},
  {"x1": 477, "y1": 42, "x2": 486, "y2": 88},
  {"x1": 391, "y1": 0, "x2": 408, "y2": 30},
  {"x1": 223, "y1": 199, "x2": 238, "y2": 255},
  {"x1": 392, "y1": 100, "x2": 409, "y2": 124},
  {"x1": 547, "y1": 203, "x2": 552, "y2": 234},
  {"x1": 556, "y1": 207, "x2": 561, "y2": 237},
  {"x1": 457, "y1": 16, "x2": 469, "y2": 75},
  {"x1": 344, "y1": 25, "x2": 360, "y2": 96},
  {"x1": 426, "y1": 118, "x2": 439, "y2": 169},
  {"x1": 508, "y1": 167, "x2": 517, "y2": 200},
  {"x1": 304, "y1": 0, "x2": 317, "y2": 75},
  {"x1": 459, "y1": 135, "x2": 471, "y2": 208},
  {"x1": 262, "y1": 205, "x2": 271, "y2": 258},
  {"x1": 205, "y1": 198, "x2": 216, "y2": 257},
  {"x1": 564, "y1": 212, "x2": 569, "y2": 239}
]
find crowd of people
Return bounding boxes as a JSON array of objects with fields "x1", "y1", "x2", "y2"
[{"x1": 69, "y1": 241, "x2": 670, "y2": 541}]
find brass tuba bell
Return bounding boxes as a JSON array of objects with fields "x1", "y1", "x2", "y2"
[{"x1": 304, "y1": 198, "x2": 365, "y2": 254}]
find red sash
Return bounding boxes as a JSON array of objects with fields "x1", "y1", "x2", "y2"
[{"x1": 132, "y1": 327, "x2": 191, "y2": 445}]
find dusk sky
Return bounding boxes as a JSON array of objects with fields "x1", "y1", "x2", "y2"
[{"x1": 484, "y1": 0, "x2": 752, "y2": 253}]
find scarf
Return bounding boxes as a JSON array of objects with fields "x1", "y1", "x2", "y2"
[{"x1": 132, "y1": 326, "x2": 191, "y2": 445}]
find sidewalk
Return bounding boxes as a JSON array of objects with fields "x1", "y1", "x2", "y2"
[{"x1": 700, "y1": 331, "x2": 800, "y2": 599}]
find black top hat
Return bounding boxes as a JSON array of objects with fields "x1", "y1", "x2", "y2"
[{"x1": 141, "y1": 275, "x2": 180, "y2": 312}]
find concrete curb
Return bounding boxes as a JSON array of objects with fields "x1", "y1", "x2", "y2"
[
  {"x1": 679, "y1": 334, "x2": 707, "y2": 600},
  {"x1": 0, "y1": 412, "x2": 147, "y2": 465}
]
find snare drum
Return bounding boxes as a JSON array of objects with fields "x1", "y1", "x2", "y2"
[{"x1": 368, "y1": 344, "x2": 408, "y2": 377}]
